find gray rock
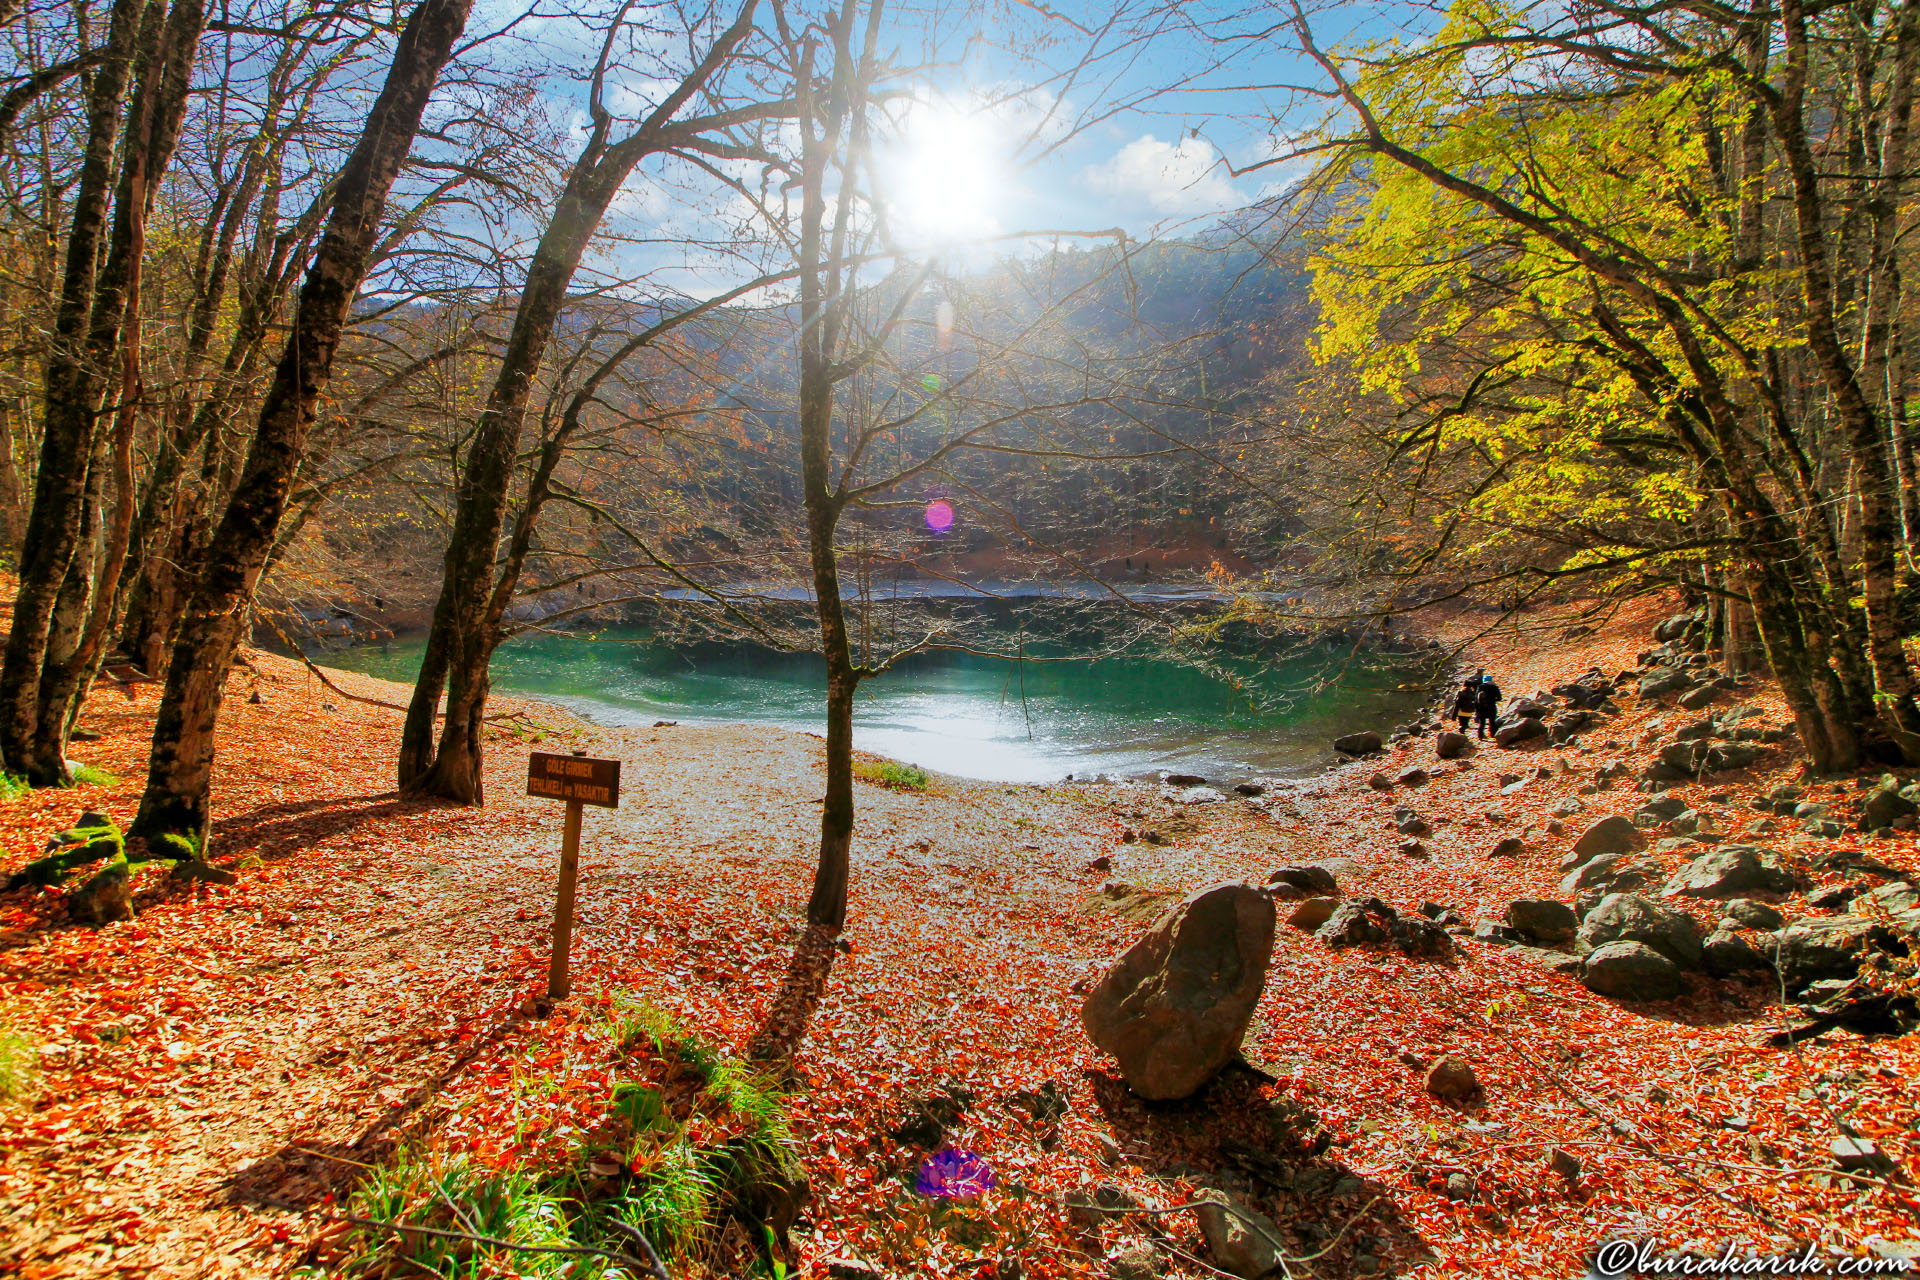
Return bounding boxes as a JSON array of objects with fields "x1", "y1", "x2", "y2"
[
  {"x1": 1367, "y1": 772, "x2": 1394, "y2": 791},
  {"x1": 1081, "y1": 881, "x2": 1277, "y2": 1100},
  {"x1": 1393, "y1": 914, "x2": 1454, "y2": 960},
  {"x1": 1435, "y1": 730, "x2": 1471, "y2": 759},
  {"x1": 1472, "y1": 921, "x2": 1522, "y2": 947},
  {"x1": 1662, "y1": 846, "x2": 1797, "y2": 900},
  {"x1": 1494, "y1": 717, "x2": 1546, "y2": 748},
  {"x1": 1319, "y1": 897, "x2": 1394, "y2": 947},
  {"x1": 1722, "y1": 899, "x2": 1785, "y2": 931},
  {"x1": 1678, "y1": 685, "x2": 1717, "y2": 710},
  {"x1": 1702, "y1": 926, "x2": 1772, "y2": 977},
  {"x1": 1393, "y1": 805, "x2": 1429, "y2": 836},
  {"x1": 1578, "y1": 892, "x2": 1702, "y2": 968},
  {"x1": 1425, "y1": 1053, "x2": 1480, "y2": 1101},
  {"x1": 1571, "y1": 815, "x2": 1646, "y2": 860},
  {"x1": 69, "y1": 862, "x2": 132, "y2": 925},
  {"x1": 1635, "y1": 795, "x2": 1689, "y2": 826},
  {"x1": 1774, "y1": 914, "x2": 1917, "y2": 997},
  {"x1": 1653, "y1": 612, "x2": 1697, "y2": 642},
  {"x1": 1397, "y1": 767, "x2": 1431, "y2": 787},
  {"x1": 1288, "y1": 897, "x2": 1338, "y2": 931},
  {"x1": 1194, "y1": 1190, "x2": 1287, "y2": 1278},
  {"x1": 1335, "y1": 731, "x2": 1384, "y2": 755},
  {"x1": 1832, "y1": 1137, "x2": 1895, "y2": 1174},
  {"x1": 1861, "y1": 786, "x2": 1919, "y2": 832},
  {"x1": 1582, "y1": 940, "x2": 1686, "y2": 1001},
  {"x1": 1639, "y1": 668, "x2": 1693, "y2": 699},
  {"x1": 1550, "y1": 798, "x2": 1585, "y2": 819},
  {"x1": 1559, "y1": 854, "x2": 1656, "y2": 898},
  {"x1": 1490, "y1": 836, "x2": 1526, "y2": 858},
  {"x1": 1802, "y1": 819, "x2": 1844, "y2": 839},
  {"x1": 1398, "y1": 839, "x2": 1428, "y2": 859},
  {"x1": 1856, "y1": 882, "x2": 1920, "y2": 914},
  {"x1": 1506, "y1": 898, "x2": 1577, "y2": 946},
  {"x1": 1267, "y1": 865, "x2": 1338, "y2": 897},
  {"x1": 1673, "y1": 717, "x2": 1715, "y2": 742}
]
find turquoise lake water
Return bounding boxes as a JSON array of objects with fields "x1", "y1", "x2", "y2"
[{"x1": 322, "y1": 628, "x2": 1431, "y2": 784}]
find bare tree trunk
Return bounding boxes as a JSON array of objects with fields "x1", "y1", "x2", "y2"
[
  {"x1": 128, "y1": 0, "x2": 474, "y2": 847},
  {"x1": 399, "y1": 0, "x2": 766, "y2": 800},
  {"x1": 0, "y1": 0, "x2": 140, "y2": 780},
  {"x1": 1774, "y1": 0, "x2": 1920, "y2": 760}
]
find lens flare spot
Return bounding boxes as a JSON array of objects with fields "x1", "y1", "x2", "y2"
[{"x1": 925, "y1": 500, "x2": 955, "y2": 532}]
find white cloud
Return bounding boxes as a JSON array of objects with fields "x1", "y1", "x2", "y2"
[{"x1": 1080, "y1": 134, "x2": 1241, "y2": 216}]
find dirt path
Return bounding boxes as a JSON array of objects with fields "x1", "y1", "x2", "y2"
[{"x1": 2, "y1": 615, "x2": 1916, "y2": 1279}]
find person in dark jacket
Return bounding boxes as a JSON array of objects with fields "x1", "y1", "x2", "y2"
[
  {"x1": 1452, "y1": 679, "x2": 1478, "y2": 732},
  {"x1": 1475, "y1": 674, "x2": 1503, "y2": 738}
]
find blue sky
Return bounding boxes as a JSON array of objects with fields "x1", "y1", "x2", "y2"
[{"x1": 449, "y1": 0, "x2": 1395, "y2": 293}]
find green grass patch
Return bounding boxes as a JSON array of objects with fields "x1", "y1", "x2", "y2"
[
  {"x1": 0, "y1": 1028, "x2": 38, "y2": 1105},
  {"x1": 0, "y1": 773, "x2": 29, "y2": 803},
  {"x1": 342, "y1": 1002, "x2": 798, "y2": 1279},
  {"x1": 853, "y1": 759, "x2": 931, "y2": 791},
  {"x1": 70, "y1": 764, "x2": 119, "y2": 787}
]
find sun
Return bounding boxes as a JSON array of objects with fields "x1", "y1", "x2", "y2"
[{"x1": 885, "y1": 100, "x2": 1003, "y2": 247}]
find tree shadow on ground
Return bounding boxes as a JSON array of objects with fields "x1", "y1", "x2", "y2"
[
  {"x1": 1087, "y1": 1065, "x2": 1433, "y2": 1279},
  {"x1": 744, "y1": 924, "x2": 839, "y2": 1075},
  {"x1": 210, "y1": 790, "x2": 453, "y2": 863},
  {"x1": 218, "y1": 1007, "x2": 529, "y2": 1213},
  {"x1": 0, "y1": 791, "x2": 454, "y2": 948}
]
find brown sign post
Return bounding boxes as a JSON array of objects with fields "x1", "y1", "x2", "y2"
[{"x1": 527, "y1": 750, "x2": 620, "y2": 999}]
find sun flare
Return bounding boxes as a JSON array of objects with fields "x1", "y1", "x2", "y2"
[{"x1": 886, "y1": 101, "x2": 1003, "y2": 246}]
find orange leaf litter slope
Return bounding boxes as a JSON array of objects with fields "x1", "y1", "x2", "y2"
[{"x1": 1, "y1": 600, "x2": 1915, "y2": 1278}]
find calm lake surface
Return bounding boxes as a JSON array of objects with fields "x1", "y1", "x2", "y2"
[{"x1": 322, "y1": 629, "x2": 1433, "y2": 784}]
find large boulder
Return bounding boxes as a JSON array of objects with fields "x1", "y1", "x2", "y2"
[
  {"x1": 1435, "y1": 731, "x2": 1471, "y2": 759},
  {"x1": 1334, "y1": 731, "x2": 1384, "y2": 755},
  {"x1": 1662, "y1": 846, "x2": 1797, "y2": 900},
  {"x1": 1505, "y1": 898, "x2": 1578, "y2": 947},
  {"x1": 1577, "y1": 893, "x2": 1702, "y2": 969},
  {"x1": 1081, "y1": 881, "x2": 1276, "y2": 1100},
  {"x1": 1571, "y1": 815, "x2": 1646, "y2": 861},
  {"x1": 1773, "y1": 914, "x2": 1917, "y2": 998},
  {"x1": 1582, "y1": 941, "x2": 1685, "y2": 1001},
  {"x1": 1494, "y1": 717, "x2": 1546, "y2": 748}
]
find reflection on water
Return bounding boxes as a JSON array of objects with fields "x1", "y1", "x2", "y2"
[{"x1": 323, "y1": 630, "x2": 1432, "y2": 784}]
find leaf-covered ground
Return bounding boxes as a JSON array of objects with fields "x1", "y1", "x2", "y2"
[{"x1": 1, "y1": 599, "x2": 1916, "y2": 1278}]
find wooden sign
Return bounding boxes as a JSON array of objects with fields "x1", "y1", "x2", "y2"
[
  {"x1": 527, "y1": 751, "x2": 620, "y2": 807},
  {"x1": 527, "y1": 750, "x2": 621, "y2": 1001}
]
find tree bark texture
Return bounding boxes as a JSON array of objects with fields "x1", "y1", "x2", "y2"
[{"x1": 129, "y1": 0, "x2": 474, "y2": 845}]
